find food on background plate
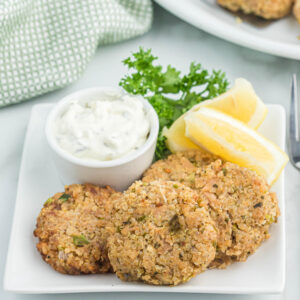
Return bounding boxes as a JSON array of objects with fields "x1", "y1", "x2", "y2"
[
  {"x1": 294, "y1": 0, "x2": 300, "y2": 24},
  {"x1": 184, "y1": 107, "x2": 288, "y2": 185},
  {"x1": 53, "y1": 90, "x2": 150, "y2": 162},
  {"x1": 107, "y1": 180, "x2": 217, "y2": 286},
  {"x1": 34, "y1": 184, "x2": 120, "y2": 274},
  {"x1": 163, "y1": 78, "x2": 267, "y2": 153},
  {"x1": 217, "y1": 0, "x2": 293, "y2": 20}
]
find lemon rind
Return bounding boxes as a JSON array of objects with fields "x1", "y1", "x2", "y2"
[{"x1": 184, "y1": 107, "x2": 288, "y2": 185}]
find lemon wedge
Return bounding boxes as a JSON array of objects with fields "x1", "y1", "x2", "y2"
[
  {"x1": 164, "y1": 78, "x2": 267, "y2": 152},
  {"x1": 163, "y1": 115, "x2": 199, "y2": 152},
  {"x1": 198, "y1": 78, "x2": 268, "y2": 129},
  {"x1": 184, "y1": 107, "x2": 288, "y2": 185}
]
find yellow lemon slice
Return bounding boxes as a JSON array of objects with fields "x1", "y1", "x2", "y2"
[
  {"x1": 163, "y1": 115, "x2": 199, "y2": 152},
  {"x1": 184, "y1": 107, "x2": 288, "y2": 185},
  {"x1": 163, "y1": 78, "x2": 267, "y2": 153},
  {"x1": 198, "y1": 78, "x2": 268, "y2": 129}
]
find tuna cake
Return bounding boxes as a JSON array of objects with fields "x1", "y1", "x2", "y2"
[
  {"x1": 142, "y1": 149, "x2": 219, "y2": 186},
  {"x1": 107, "y1": 180, "x2": 218, "y2": 286},
  {"x1": 34, "y1": 184, "x2": 119, "y2": 275},
  {"x1": 143, "y1": 150, "x2": 279, "y2": 269},
  {"x1": 142, "y1": 149, "x2": 231, "y2": 268},
  {"x1": 217, "y1": 0, "x2": 293, "y2": 20},
  {"x1": 195, "y1": 160, "x2": 280, "y2": 268}
]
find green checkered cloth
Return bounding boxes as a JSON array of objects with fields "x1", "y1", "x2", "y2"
[{"x1": 0, "y1": 0, "x2": 152, "y2": 107}]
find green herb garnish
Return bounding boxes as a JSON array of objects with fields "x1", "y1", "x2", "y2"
[
  {"x1": 59, "y1": 193, "x2": 71, "y2": 202},
  {"x1": 137, "y1": 215, "x2": 146, "y2": 222},
  {"x1": 120, "y1": 48, "x2": 229, "y2": 159},
  {"x1": 72, "y1": 234, "x2": 89, "y2": 247}
]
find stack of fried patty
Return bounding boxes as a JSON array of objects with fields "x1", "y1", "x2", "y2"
[{"x1": 34, "y1": 149, "x2": 279, "y2": 286}]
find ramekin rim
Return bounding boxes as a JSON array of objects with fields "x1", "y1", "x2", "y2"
[{"x1": 45, "y1": 87, "x2": 159, "y2": 168}]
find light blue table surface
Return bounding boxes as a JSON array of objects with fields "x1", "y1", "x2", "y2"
[{"x1": 1, "y1": 3, "x2": 300, "y2": 300}]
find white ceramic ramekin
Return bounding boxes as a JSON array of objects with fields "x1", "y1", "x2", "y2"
[{"x1": 45, "y1": 87, "x2": 159, "y2": 191}]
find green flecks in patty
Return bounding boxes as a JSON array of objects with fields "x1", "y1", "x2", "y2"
[
  {"x1": 266, "y1": 214, "x2": 275, "y2": 224},
  {"x1": 254, "y1": 202, "x2": 263, "y2": 208},
  {"x1": 44, "y1": 197, "x2": 53, "y2": 205},
  {"x1": 154, "y1": 242, "x2": 160, "y2": 249},
  {"x1": 186, "y1": 172, "x2": 195, "y2": 183},
  {"x1": 232, "y1": 223, "x2": 238, "y2": 231},
  {"x1": 137, "y1": 215, "x2": 146, "y2": 222},
  {"x1": 59, "y1": 193, "x2": 71, "y2": 202},
  {"x1": 222, "y1": 168, "x2": 228, "y2": 176},
  {"x1": 72, "y1": 234, "x2": 89, "y2": 247},
  {"x1": 169, "y1": 214, "x2": 181, "y2": 233}
]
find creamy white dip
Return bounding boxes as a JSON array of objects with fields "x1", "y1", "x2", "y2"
[{"x1": 54, "y1": 91, "x2": 150, "y2": 161}]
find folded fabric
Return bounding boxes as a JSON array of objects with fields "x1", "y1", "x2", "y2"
[{"x1": 0, "y1": 0, "x2": 153, "y2": 107}]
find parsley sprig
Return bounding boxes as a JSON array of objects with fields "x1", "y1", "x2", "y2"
[{"x1": 120, "y1": 48, "x2": 229, "y2": 160}]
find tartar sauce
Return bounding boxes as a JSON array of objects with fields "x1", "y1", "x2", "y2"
[{"x1": 54, "y1": 91, "x2": 150, "y2": 161}]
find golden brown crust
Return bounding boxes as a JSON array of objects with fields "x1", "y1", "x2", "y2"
[
  {"x1": 34, "y1": 147, "x2": 281, "y2": 280},
  {"x1": 196, "y1": 160, "x2": 280, "y2": 266},
  {"x1": 107, "y1": 180, "x2": 217, "y2": 286},
  {"x1": 217, "y1": 0, "x2": 293, "y2": 19},
  {"x1": 293, "y1": 0, "x2": 300, "y2": 23},
  {"x1": 34, "y1": 184, "x2": 120, "y2": 274},
  {"x1": 143, "y1": 150, "x2": 280, "y2": 269},
  {"x1": 142, "y1": 149, "x2": 219, "y2": 186}
]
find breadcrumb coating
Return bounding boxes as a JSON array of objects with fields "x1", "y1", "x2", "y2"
[
  {"x1": 217, "y1": 0, "x2": 293, "y2": 19},
  {"x1": 196, "y1": 160, "x2": 280, "y2": 267},
  {"x1": 107, "y1": 180, "x2": 217, "y2": 286},
  {"x1": 34, "y1": 184, "x2": 119, "y2": 274}
]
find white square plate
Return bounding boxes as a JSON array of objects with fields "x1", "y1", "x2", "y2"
[{"x1": 4, "y1": 103, "x2": 286, "y2": 294}]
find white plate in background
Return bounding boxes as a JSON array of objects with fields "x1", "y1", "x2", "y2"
[
  {"x1": 4, "y1": 103, "x2": 285, "y2": 294},
  {"x1": 155, "y1": 0, "x2": 300, "y2": 60}
]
